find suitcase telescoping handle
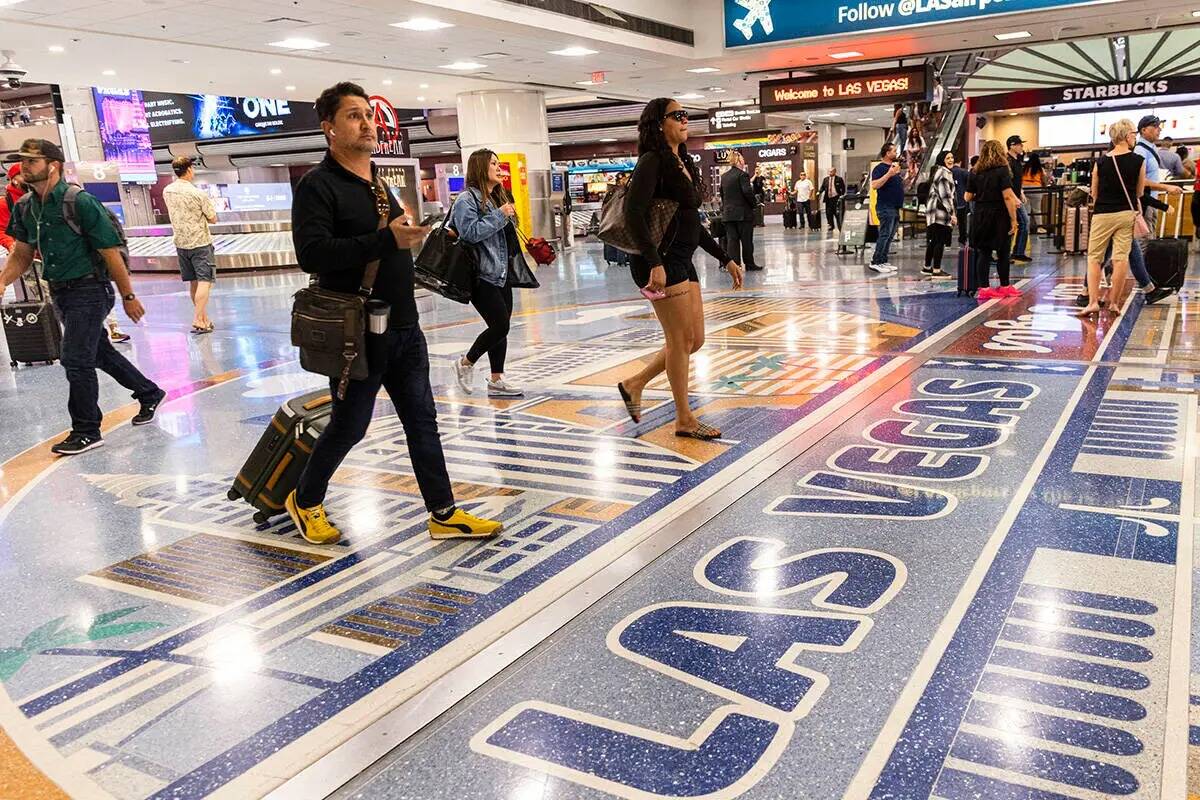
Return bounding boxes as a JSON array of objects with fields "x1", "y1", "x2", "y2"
[{"x1": 28, "y1": 258, "x2": 48, "y2": 303}]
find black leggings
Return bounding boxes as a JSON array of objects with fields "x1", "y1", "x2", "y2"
[
  {"x1": 973, "y1": 243, "x2": 1012, "y2": 288},
  {"x1": 925, "y1": 223, "x2": 951, "y2": 269},
  {"x1": 466, "y1": 280, "x2": 514, "y2": 374}
]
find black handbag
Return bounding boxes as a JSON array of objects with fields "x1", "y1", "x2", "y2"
[
  {"x1": 290, "y1": 181, "x2": 388, "y2": 400},
  {"x1": 413, "y1": 198, "x2": 477, "y2": 304},
  {"x1": 506, "y1": 224, "x2": 540, "y2": 289}
]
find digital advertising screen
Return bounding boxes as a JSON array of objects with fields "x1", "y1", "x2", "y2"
[
  {"x1": 142, "y1": 92, "x2": 320, "y2": 145},
  {"x1": 90, "y1": 88, "x2": 157, "y2": 184}
]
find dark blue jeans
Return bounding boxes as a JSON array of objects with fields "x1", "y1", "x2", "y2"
[
  {"x1": 52, "y1": 282, "x2": 160, "y2": 438},
  {"x1": 1013, "y1": 203, "x2": 1030, "y2": 257},
  {"x1": 872, "y1": 207, "x2": 900, "y2": 265},
  {"x1": 296, "y1": 324, "x2": 454, "y2": 512}
]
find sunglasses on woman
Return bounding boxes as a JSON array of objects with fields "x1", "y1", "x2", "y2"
[{"x1": 664, "y1": 110, "x2": 689, "y2": 122}]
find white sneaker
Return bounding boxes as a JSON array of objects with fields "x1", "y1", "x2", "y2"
[
  {"x1": 454, "y1": 356, "x2": 475, "y2": 394},
  {"x1": 868, "y1": 263, "x2": 889, "y2": 274},
  {"x1": 487, "y1": 379, "x2": 524, "y2": 398}
]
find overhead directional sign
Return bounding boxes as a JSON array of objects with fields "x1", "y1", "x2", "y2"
[
  {"x1": 725, "y1": 0, "x2": 1118, "y2": 47},
  {"x1": 708, "y1": 105, "x2": 766, "y2": 133}
]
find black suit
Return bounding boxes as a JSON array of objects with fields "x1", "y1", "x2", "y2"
[
  {"x1": 817, "y1": 175, "x2": 847, "y2": 230},
  {"x1": 721, "y1": 166, "x2": 759, "y2": 269}
]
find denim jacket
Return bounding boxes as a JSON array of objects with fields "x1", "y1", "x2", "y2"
[{"x1": 450, "y1": 188, "x2": 511, "y2": 287}]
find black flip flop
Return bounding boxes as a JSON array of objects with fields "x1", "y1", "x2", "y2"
[{"x1": 617, "y1": 382, "x2": 641, "y2": 423}]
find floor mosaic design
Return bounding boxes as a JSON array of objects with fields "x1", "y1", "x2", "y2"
[{"x1": 1, "y1": 233, "x2": 1197, "y2": 799}]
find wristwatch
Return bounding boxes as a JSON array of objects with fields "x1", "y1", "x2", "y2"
[{"x1": 123, "y1": 292, "x2": 136, "y2": 301}]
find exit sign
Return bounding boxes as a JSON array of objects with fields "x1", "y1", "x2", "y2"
[{"x1": 591, "y1": 71, "x2": 607, "y2": 85}]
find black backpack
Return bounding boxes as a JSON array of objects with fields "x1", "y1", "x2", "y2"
[
  {"x1": 916, "y1": 180, "x2": 931, "y2": 206},
  {"x1": 15, "y1": 183, "x2": 130, "y2": 274}
]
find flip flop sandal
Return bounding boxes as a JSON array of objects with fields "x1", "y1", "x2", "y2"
[
  {"x1": 675, "y1": 422, "x2": 722, "y2": 441},
  {"x1": 617, "y1": 382, "x2": 641, "y2": 423}
]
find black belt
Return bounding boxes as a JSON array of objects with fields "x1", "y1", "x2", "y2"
[{"x1": 48, "y1": 275, "x2": 108, "y2": 292}]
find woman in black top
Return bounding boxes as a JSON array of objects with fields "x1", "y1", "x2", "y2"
[
  {"x1": 1076, "y1": 118, "x2": 1146, "y2": 317},
  {"x1": 616, "y1": 97, "x2": 743, "y2": 441},
  {"x1": 964, "y1": 139, "x2": 1020, "y2": 297}
]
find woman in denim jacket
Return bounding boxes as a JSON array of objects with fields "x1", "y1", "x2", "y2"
[{"x1": 451, "y1": 149, "x2": 522, "y2": 397}]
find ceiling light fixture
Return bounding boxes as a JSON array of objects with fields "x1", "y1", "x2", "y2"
[
  {"x1": 673, "y1": 93, "x2": 705, "y2": 100},
  {"x1": 994, "y1": 30, "x2": 1031, "y2": 40},
  {"x1": 417, "y1": 96, "x2": 426, "y2": 102},
  {"x1": 599, "y1": 137, "x2": 618, "y2": 142},
  {"x1": 687, "y1": 67, "x2": 720, "y2": 73},
  {"x1": 1193, "y1": 9, "x2": 1200, "y2": 16},
  {"x1": 102, "y1": 69, "x2": 116, "y2": 76},
  {"x1": 439, "y1": 61, "x2": 485, "y2": 70},
  {"x1": 478, "y1": 52, "x2": 510, "y2": 59},
  {"x1": 382, "y1": 79, "x2": 393, "y2": 85},
  {"x1": 856, "y1": 117, "x2": 873, "y2": 122},
  {"x1": 270, "y1": 68, "x2": 282, "y2": 75},
  {"x1": 575, "y1": 79, "x2": 606, "y2": 86},
  {"x1": 419, "y1": 83, "x2": 430, "y2": 89},
  {"x1": 830, "y1": 50, "x2": 863, "y2": 59},
  {"x1": 550, "y1": 46, "x2": 598, "y2": 57},
  {"x1": 48, "y1": 45, "x2": 64, "y2": 53},
  {"x1": 391, "y1": 17, "x2": 454, "y2": 31},
  {"x1": 285, "y1": 85, "x2": 296, "y2": 91},
  {"x1": 269, "y1": 38, "x2": 329, "y2": 50}
]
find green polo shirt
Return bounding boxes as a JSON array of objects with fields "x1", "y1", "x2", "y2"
[{"x1": 5, "y1": 180, "x2": 122, "y2": 281}]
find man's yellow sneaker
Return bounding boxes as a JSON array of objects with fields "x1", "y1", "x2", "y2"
[
  {"x1": 429, "y1": 507, "x2": 503, "y2": 540},
  {"x1": 285, "y1": 490, "x2": 342, "y2": 545}
]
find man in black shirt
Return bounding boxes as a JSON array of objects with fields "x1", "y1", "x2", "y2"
[
  {"x1": 287, "y1": 82, "x2": 501, "y2": 545},
  {"x1": 1006, "y1": 135, "x2": 1032, "y2": 263}
]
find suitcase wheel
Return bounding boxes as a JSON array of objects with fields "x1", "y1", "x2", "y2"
[
  {"x1": 253, "y1": 511, "x2": 270, "y2": 525},
  {"x1": 8, "y1": 361, "x2": 14, "y2": 367},
  {"x1": 227, "y1": 489, "x2": 240, "y2": 501}
]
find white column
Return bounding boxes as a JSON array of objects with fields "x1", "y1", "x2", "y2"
[{"x1": 456, "y1": 90, "x2": 552, "y2": 236}]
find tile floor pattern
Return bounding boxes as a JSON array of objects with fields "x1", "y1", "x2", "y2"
[{"x1": 0, "y1": 229, "x2": 1196, "y2": 800}]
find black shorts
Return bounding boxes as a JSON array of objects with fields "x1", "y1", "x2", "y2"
[{"x1": 630, "y1": 251, "x2": 699, "y2": 289}]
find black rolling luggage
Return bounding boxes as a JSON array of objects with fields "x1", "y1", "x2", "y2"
[
  {"x1": 603, "y1": 242, "x2": 630, "y2": 266},
  {"x1": 228, "y1": 390, "x2": 333, "y2": 525},
  {"x1": 710, "y1": 216, "x2": 725, "y2": 241},
  {"x1": 808, "y1": 209, "x2": 822, "y2": 230},
  {"x1": 783, "y1": 205, "x2": 798, "y2": 229},
  {"x1": 2, "y1": 261, "x2": 61, "y2": 367},
  {"x1": 1144, "y1": 238, "x2": 1189, "y2": 290}
]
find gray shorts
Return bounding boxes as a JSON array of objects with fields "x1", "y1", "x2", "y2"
[{"x1": 177, "y1": 244, "x2": 216, "y2": 282}]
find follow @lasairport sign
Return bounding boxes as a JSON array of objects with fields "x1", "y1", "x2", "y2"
[{"x1": 725, "y1": 0, "x2": 1113, "y2": 46}]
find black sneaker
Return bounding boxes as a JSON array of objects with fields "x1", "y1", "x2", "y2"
[
  {"x1": 51, "y1": 434, "x2": 104, "y2": 456},
  {"x1": 132, "y1": 389, "x2": 167, "y2": 426},
  {"x1": 1144, "y1": 287, "x2": 1174, "y2": 305},
  {"x1": 921, "y1": 266, "x2": 934, "y2": 275}
]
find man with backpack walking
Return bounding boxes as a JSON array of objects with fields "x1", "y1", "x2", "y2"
[{"x1": 0, "y1": 139, "x2": 164, "y2": 455}]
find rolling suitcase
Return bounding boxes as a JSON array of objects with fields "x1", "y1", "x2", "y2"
[
  {"x1": 783, "y1": 205, "x2": 797, "y2": 229},
  {"x1": 228, "y1": 390, "x2": 333, "y2": 525},
  {"x1": 2, "y1": 261, "x2": 62, "y2": 367},
  {"x1": 1144, "y1": 237, "x2": 1189, "y2": 290},
  {"x1": 808, "y1": 209, "x2": 822, "y2": 230},
  {"x1": 602, "y1": 242, "x2": 629, "y2": 265},
  {"x1": 709, "y1": 216, "x2": 725, "y2": 241}
]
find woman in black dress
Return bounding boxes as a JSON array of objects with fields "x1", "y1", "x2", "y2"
[
  {"x1": 964, "y1": 139, "x2": 1021, "y2": 298},
  {"x1": 616, "y1": 98, "x2": 744, "y2": 441}
]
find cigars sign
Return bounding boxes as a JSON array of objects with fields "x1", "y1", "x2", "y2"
[{"x1": 760, "y1": 65, "x2": 931, "y2": 112}]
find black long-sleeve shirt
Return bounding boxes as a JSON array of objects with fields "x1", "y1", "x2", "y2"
[
  {"x1": 292, "y1": 151, "x2": 417, "y2": 327},
  {"x1": 625, "y1": 149, "x2": 730, "y2": 268}
]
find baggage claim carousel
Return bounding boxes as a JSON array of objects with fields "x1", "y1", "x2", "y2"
[{"x1": 126, "y1": 220, "x2": 297, "y2": 273}]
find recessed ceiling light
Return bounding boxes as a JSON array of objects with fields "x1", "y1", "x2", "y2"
[
  {"x1": 269, "y1": 38, "x2": 329, "y2": 50},
  {"x1": 575, "y1": 79, "x2": 606, "y2": 86},
  {"x1": 382, "y1": 79, "x2": 393, "y2": 85},
  {"x1": 417, "y1": 96, "x2": 426, "y2": 102},
  {"x1": 419, "y1": 83, "x2": 430, "y2": 89},
  {"x1": 441, "y1": 150, "x2": 456, "y2": 154},
  {"x1": 102, "y1": 69, "x2": 116, "y2": 76},
  {"x1": 48, "y1": 45, "x2": 64, "y2": 53},
  {"x1": 1193, "y1": 9, "x2": 1200, "y2": 16},
  {"x1": 285, "y1": 85, "x2": 296, "y2": 91},
  {"x1": 270, "y1": 163, "x2": 286, "y2": 167},
  {"x1": 830, "y1": 50, "x2": 864, "y2": 59},
  {"x1": 708, "y1": 87, "x2": 727, "y2": 93},
  {"x1": 599, "y1": 138, "x2": 617, "y2": 142},
  {"x1": 550, "y1": 46, "x2": 598, "y2": 57},
  {"x1": 439, "y1": 61, "x2": 485, "y2": 70},
  {"x1": 478, "y1": 52, "x2": 510, "y2": 59},
  {"x1": 391, "y1": 17, "x2": 454, "y2": 31},
  {"x1": 687, "y1": 67, "x2": 720, "y2": 74},
  {"x1": 856, "y1": 117, "x2": 873, "y2": 122},
  {"x1": 994, "y1": 30, "x2": 1031, "y2": 40},
  {"x1": 549, "y1": 142, "x2": 562, "y2": 146},
  {"x1": 673, "y1": 93, "x2": 705, "y2": 100},
  {"x1": 270, "y1": 68, "x2": 282, "y2": 75},
  {"x1": 1009, "y1": 111, "x2": 1018, "y2": 116}
]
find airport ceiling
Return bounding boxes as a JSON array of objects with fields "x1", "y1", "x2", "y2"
[{"x1": 1, "y1": 0, "x2": 1198, "y2": 112}]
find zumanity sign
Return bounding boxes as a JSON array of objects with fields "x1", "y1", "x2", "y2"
[{"x1": 725, "y1": 0, "x2": 1118, "y2": 47}]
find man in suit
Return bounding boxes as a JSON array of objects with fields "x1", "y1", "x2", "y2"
[
  {"x1": 817, "y1": 167, "x2": 846, "y2": 232},
  {"x1": 721, "y1": 152, "x2": 762, "y2": 271}
]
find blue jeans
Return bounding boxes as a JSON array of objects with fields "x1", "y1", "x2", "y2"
[
  {"x1": 1013, "y1": 203, "x2": 1029, "y2": 257},
  {"x1": 52, "y1": 281, "x2": 160, "y2": 438},
  {"x1": 296, "y1": 324, "x2": 454, "y2": 512},
  {"x1": 872, "y1": 207, "x2": 899, "y2": 265}
]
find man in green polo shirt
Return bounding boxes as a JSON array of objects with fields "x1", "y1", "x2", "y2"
[{"x1": 0, "y1": 139, "x2": 164, "y2": 455}]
